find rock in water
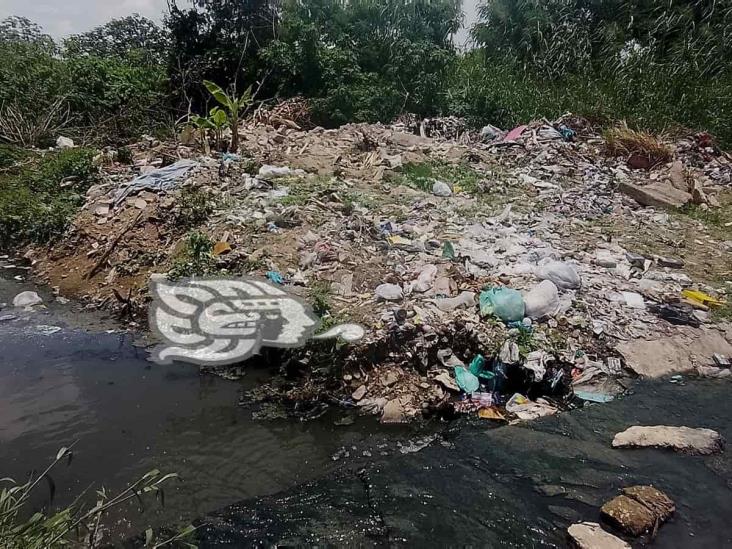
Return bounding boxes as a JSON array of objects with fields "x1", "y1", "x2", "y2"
[
  {"x1": 13, "y1": 291, "x2": 43, "y2": 308},
  {"x1": 380, "y1": 399, "x2": 407, "y2": 424},
  {"x1": 612, "y1": 425, "x2": 724, "y2": 455},
  {"x1": 567, "y1": 522, "x2": 630, "y2": 549},
  {"x1": 601, "y1": 486, "x2": 675, "y2": 537}
]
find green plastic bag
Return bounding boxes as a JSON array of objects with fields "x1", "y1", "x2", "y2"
[
  {"x1": 454, "y1": 366, "x2": 479, "y2": 394},
  {"x1": 479, "y1": 287, "x2": 525, "y2": 323}
]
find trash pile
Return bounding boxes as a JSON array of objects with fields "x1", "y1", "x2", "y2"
[{"x1": 27, "y1": 112, "x2": 732, "y2": 422}]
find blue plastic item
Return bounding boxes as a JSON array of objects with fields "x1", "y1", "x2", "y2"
[{"x1": 266, "y1": 271, "x2": 285, "y2": 285}]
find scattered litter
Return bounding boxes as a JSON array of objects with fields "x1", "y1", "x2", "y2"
[
  {"x1": 575, "y1": 390, "x2": 615, "y2": 403},
  {"x1": 523, "y1": 280, "x2": 559, "y2": 319},
  {"x1": 454, "y1": 366, "x2": 480, "y2": 394},
  {"x1": 536, "y1": 260, "x2": 581, "y2": 290},
  {"x1": 13, "y1": 291, "x2": 43, "y2": 308},
  {"x1": 506, "y1": 393, "x2": 558, "y2": 421},
  {"x1": 375, "y1": 283, "x2": 403, "y2": 302},
  {"x1": 266, "y1": 271, "x2": 285, "y2": 285},
  {"x1": 35, "y1": 325, "x2": 62, "y2": 336},
  {"x1": 258, "y1": 165, "x2": 304, "y2": 179}
]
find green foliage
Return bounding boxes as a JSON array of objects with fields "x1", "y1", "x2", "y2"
[
  {"x1": 0, "y1": 445, "x2": 193, "y2": 549},
  {"x1": 117, "y1": 146, "x2": 133, "y2": 165},
  {"x1": 310, "y1": 281, "x2": 333, "y2": 317},
  {"x1": 0, "y1": 144, "x2": 27, "y2": 169},
  {"x1": 176, "y1": 187, "x2": 216, "y2": 228},
  {"x1": 465, "y1": 0, "x2": 732, "y2": 146},
  {"x1": 202, "y1": 80, "x2": 253, "y2": 151},
  {"x1": 166, "y1": 0, "x2": 277, "y2": 112},
  {"x1": 263, "y1": 0, "x2": 462, "y2": 126},
  {"x1": 169, "y1": 231, "x2": 216, "y2": 278},
  {"x1": 0, "y1": 16, "x2": 168, "y2": 146},
  {"x1": 0, "y1": 148, "x2": 97, "y2": 248},
  {"x1": 390, "y1": 161, "x2": 482, "y2": 194},
  {"x1": 63, "y1": 14, "x2": 169, "y2": 62}
]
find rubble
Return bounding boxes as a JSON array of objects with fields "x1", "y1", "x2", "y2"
[
  {"x1": 612, "y1": 425, "x2": 725, "y2": 455},
  {"x1": 26, "y1": 112, "x2": 732, "y2": 423},
  {"x1": 601, "y1": 485, "x2": 675, "y2": 537}
]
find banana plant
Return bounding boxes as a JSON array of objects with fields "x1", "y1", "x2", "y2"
[
  {"x1": 189, "y1": 106, "x2": 228, "y2": 154},
  {"x1": 203, "y1": 80, "x2": 253, "y2": 153}
]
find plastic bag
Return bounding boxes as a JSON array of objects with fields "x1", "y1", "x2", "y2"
[
  {"x1": 536, "y1": 260, "x2": 581, "y2": 290},
  {"x1": 454, "y1": 366, "x2": 480, "y2": 394},
  {"x1": 524, "y1": 280, "x2": 560, "y2": 319},
  {"x1": 479, "y1": 287, "x2": 525, "y2": 322}
]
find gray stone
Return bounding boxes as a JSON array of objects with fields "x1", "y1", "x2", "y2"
[
  {"x1": 432, "y1": 180, "x2": 452, "y2": 197},
  {"x1": 617, "y1": 329, "x2": 732, "y2": 378},
  {"x1": 612, "y1": 425, "x2": 724, "y2": 455}
]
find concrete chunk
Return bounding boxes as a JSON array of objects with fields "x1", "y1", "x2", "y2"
[
  {"x1": 601, "y1": 485, "x2": 675, "y2": 537},
  {"x1": 612, "y1": 425, "x2": 724, "y2": 455},
  {"x1": 619, "y1": 181, "x2": 691, "y2": 209},
  {"x1": 567, "y1": 522, "x2": 630, "y2": 549}
]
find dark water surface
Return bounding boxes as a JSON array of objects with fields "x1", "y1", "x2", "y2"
[
  {"x1": 0, "y1": 278, "x2": 414, "y2": 543},
  {"x1": 197, "y1": 379, "x2": 732, "y2": 548}
]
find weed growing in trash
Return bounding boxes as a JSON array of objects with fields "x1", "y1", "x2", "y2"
[
  {"x1": 176, "y1": 187, "x2": 217, "y2": 228},
  {"x1": 390, "y1": 161, "x2": 483, "y2": 195},
  {"x1": 310, "y1": 280, "x2": 332, "y2": 317},
  {"x1": 168, "y1": 230, "x2": 216, "y2": 279},
  {"x1": 680, "y1": 199, "x2": 732, "y2": 231},
  {"x1": 604, "y1": 123, "x2": 672, "y2": 164}
]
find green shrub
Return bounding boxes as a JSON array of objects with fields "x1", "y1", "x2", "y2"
[{"x1": 0, "y1": 148, "x2": 97, "y2": 248}]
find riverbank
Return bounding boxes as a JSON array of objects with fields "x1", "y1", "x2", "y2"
[{"x1": 13, "y1": 114, "x2": 732, "y2": 425}]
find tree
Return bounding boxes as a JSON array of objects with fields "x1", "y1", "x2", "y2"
[
  {"x1": 0, "y1": 16, "x2": 54, "y2": 49},
  {"x1": 63, "y1": 14, "x2": 169, "y2": 63},
  {"x1": 263, "y1": 0, "x2": 463, "y2": 125},
  {"x1": 166, "y1": 0, "x2": 279, "y2": 111}
]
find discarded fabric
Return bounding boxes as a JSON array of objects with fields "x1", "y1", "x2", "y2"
[{"x1": 114, "y1": 159, "x2": 198, "y2": 205}]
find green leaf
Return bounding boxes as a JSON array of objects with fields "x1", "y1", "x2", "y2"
[
  {"x1": 237, "y1": 85, "x2": 253, "y2": 108},
  {"x1": 145, "y1": 528, "x2": 154, "y2": 546},
  {"x1": 204, "y1": 80, "x2": 231, "y2": 110},
  {"x1": 210, "y1": 107, "x2": 228, "y2": 127}
]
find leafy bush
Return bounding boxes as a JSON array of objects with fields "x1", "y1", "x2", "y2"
[
  {"x1": 0, "y1": 148, "x2": 97, "y2": 248},
  {"x1": 464, "y1": 0, "x2": 732, "y2": 146},
  {"x1": 0, "y1": 16, "x2": 168, "y2": 146},
  {"x1": 262, "y1": 0, "x2": 461, "y2": 126}
]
